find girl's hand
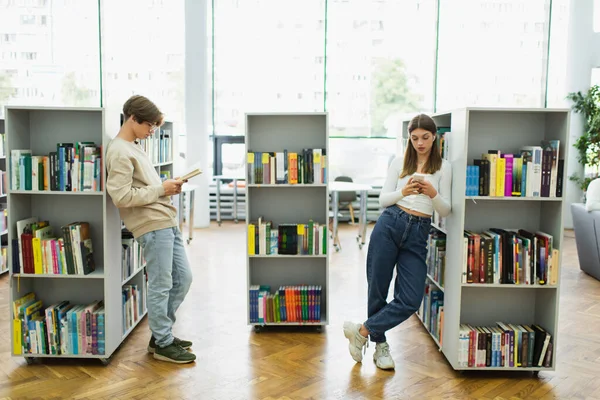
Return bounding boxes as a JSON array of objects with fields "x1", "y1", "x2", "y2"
[
  {"x1": 402, "y1": 178, "x2": 421, "y2": 197},
  {"x1": 416, "y1": 179, "x2": 437, "y2": 198}
]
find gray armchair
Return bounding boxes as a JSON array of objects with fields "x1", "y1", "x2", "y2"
[{"x1": 571, "y1": 203, "x2": 600, "y2": 281}]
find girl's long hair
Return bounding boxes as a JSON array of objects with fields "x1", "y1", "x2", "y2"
[{"x1": 400, "y1": 114, "x2": 443, "y2": 178}]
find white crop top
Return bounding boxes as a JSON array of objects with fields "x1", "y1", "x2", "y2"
[{"x1": 379, "y1": 156, "x2": 452, "y2": 217}]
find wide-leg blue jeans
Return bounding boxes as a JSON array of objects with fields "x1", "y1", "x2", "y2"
[{"x1": 364, "y1": 205, "x2": 431, "y2": 343}]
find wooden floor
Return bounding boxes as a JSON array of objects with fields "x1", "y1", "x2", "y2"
[{"x1": 1, "y1": 223, "x2": 600, "y2": 400}]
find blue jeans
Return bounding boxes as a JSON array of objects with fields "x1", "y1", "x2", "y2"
[
  {"x1": 137, "y1": 227, "x2": 193, "y2": 347},
  {"x1": 364, "y1": 206, "x2": 431, "y2": 343}
]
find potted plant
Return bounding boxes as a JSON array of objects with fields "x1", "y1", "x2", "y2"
[{"x1": 566, "y1": 85, "x2": 600, "y2": 199}]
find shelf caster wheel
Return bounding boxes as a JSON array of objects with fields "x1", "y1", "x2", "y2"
[
  {"x1": 99, "y1": 357, "x2": 111, "y2": 366},
  {"x1": 316, "y1": 326, "x2": 323, "y2": 333},
  {"x1": 217, "y1": 221, "x2": 222, "y2": 226},
  {"x1": 334, "y1": 244, "x2": 340, "y2": 252},
  {"x1": 358, "y1": 243, "x2": 363, "y2": 249},
  {"x1": 187, "y1": 239, "x2": 191, "y2": 245},
  {"x1": 356, "y1": 236, "x2": 360, "y2": 242},
  {"x1": 24, "y1": 357, "x2": 36, "y2": 365},
  {"x1": 533, "y1": 371, "x2": 540, "y2": 378},
  {"x1": 234, "y1": 219, "x2": 239, "y2": 224},
  {"x1": 254, "y1": 325, "x2": 262, "y2": 333}
]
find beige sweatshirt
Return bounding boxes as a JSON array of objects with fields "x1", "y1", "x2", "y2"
[{"x1": 105, "y1": 137, "x2": 178, "y2": 238}]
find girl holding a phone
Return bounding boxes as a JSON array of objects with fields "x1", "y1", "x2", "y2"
[{"x1": 343, "y1": 114, "x2": 452, "y2": 370}]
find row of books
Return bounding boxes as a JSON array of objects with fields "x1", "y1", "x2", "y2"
[
  {"x1": 14, "y1": 217, "x2": 96, "y2": 275},
  {"x1": 123, "y1": 283, "x2": 146, "y2": 335},
  {"x1": 458, "y1": 322, "x2": 553, "y2": 368},
  {"x1": 138, "y1": 126, "x2": 173, "y2": 166},
  {"x1": 11, "y1": 142, "x2": 103, "y2": 192},
  {"x1": 462, "y1": 228, "x2": 558, "y2": 286},
  {"x1": 466, "y1": 143, "x2": 563, "y2": 197},
  {"x1": 248, "y1": 218, "x2": 327, "y2": 255},
  {"x1": 122, "y1": 230, "x2": 145, "y2": 282},
  {"x1": 249, "y1": 285, "x2": 322, "y2": 323},
  {"x1": 418, "y1": 282, "x2": 444, "y2": 345},
  {"x1": 12, "y1": 292, "x2": 105, "y2": 356},
  {"x1": 246, "y1": 148, "x2": 327, "y2": 185},
  {"x1": 426, "y1": 231, "x2": 446, "y2": 288}
]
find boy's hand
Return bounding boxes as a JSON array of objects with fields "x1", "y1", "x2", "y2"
[
  {"x1": 162, "y1": 179, "x2": 184, "y2": 196},
  {"x1": 174, "y1": 176, "x2": 188, "y2": 183}
]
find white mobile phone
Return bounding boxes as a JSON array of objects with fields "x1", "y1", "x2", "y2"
[{"x1": 412, "y1": 173, "x2": 427, "y2": 182}]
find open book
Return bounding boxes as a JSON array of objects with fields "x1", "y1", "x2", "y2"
[{"x1": 180, "y1": 168, "x2": 202, "y2": 181}]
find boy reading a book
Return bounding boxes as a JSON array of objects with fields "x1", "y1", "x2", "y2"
[{"x1": 105, "y1": 95, "x2": 196, "y2": 364}]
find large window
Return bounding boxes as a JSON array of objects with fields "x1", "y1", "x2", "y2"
[
  {"x1": 436, "y1": 0, "x2": 550, "y2": 110},
  {"x1": 0, "y1": 0, "x2": 101, "y2": 117},
  {"x1": 100, "y1": 0, "x2": 185, "y2": 167},
  {"x1": 212, "y1": 0, "x2": 326, "y2": 136},
  {"x1": 326, "y1": 0, "x2": 437, "y2": 138}
]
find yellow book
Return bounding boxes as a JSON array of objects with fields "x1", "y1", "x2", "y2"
[
  {"x1": 13, "y1": 319, "x2": 22, "y2": 355},
  {"x1": 32, "y1": 237, "x2": 43, "y2": 274},
  {"x1": 496, "y1": 157, "x2": 505, "y2": 197},
  {"x1": 248, "y1": 224, "x2": 255, "y2": 255},
  {"x1": 551, "y1": 248, "x2": 559, "y2": 286}
]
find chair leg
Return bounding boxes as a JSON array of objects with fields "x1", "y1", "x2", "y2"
[{"x1": 348, "y1": 204, "x2": 355, "y2": 225}]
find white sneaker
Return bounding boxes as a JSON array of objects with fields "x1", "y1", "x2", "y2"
[
  {"x1": 373, "y1": 342, "x2": 395, "y2": 370},
  {"x1": 343, "y1": 321, "x2": 369, "y2": 362}
]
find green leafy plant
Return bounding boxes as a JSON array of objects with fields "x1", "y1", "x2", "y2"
[{"x1": 566, "y1": 85, "x2": 600, "y2": 192}]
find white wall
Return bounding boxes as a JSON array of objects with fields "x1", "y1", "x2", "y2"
[
  {"x1": 563, "y1": 0, "x2": 599, "y2": 229},
  {"x1": 185, "y1": 0, "x2": 211, "y2": 228}
]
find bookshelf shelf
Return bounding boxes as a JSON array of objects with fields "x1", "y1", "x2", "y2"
[
  {"x1": 10, "y1": 190, "x2": 103, "y2": 196},
  {"x1": 23, "y1": 353, "x2": 108, "y2": 359},
  {"x1": 247, "y1": 184, "x2": 328, "y2": 188},
  {"x1": 403, "y1": 107, "x2": 568, "y2": 372},
  {"x1": 121, "y1": 266, "x2": 145, "y2": 286},
  {"x1": 431, "y1": 223, "x2": 447, "y2": 234},
  {"x1": 259, "y1": 315, "x2": 327, "y2": 326},
  {"x1": 427, "y1": 274, "x2": 444, "y2": 293},
  {"x1": 13, "y1": 270, "x2": 105, "y2": 279},
  {"x1": 7, "y1": 106, "x2": 142, "y2": 364},
  {"x1": 466, "y1": 196, "x2": 562, "y2": 202},
  {"x1": 456, "y1": 366, "x2": 552, "y2": 371},
  {"x1": 153, "y1": 161, "x2": 173, "y2": 168},
  {"x1": 122, "y1": 309, "x2": 148, "y2": 341},
  {"x1": 249, "y1": 254, "x2": 327, "y2": 259},
  {"x1": 461, "y1": 283, "x2": 558, "y2": 289},
  {"x1": 246, "y1": 113, "x2": 329, "y2": 328}
]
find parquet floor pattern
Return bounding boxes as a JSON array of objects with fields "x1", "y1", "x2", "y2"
[{"x1": 0, "y1": 223, "x2": 599, "y2": 400}]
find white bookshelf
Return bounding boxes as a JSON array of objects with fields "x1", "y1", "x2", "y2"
[
  {"x1": 245, "y1": 112, "x2": 329, "y2": 330},
  {"x1": 0, "y1": 118, "x2": 6, "y2": 276},
  {"x1": 6, "y1": 106, "x2": 147, "y2": 365},
  {"x1": 402, "y1": 107, "x2": 568, "y2": 373}
]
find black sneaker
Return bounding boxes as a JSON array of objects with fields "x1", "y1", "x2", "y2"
[
  {"x1": 148, "y1": 336, "x2": 193, "y2": 353},
  {"x1": 153, "y1": 343, "x2": 196, "y2": 364}
]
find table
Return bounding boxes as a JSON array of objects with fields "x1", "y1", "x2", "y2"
[
  {"x1": 178, "y1": 183, "x2": 198, "y2": 244},
  {"x1": 329, "y1": 181, "x2": 373, "y2": 251},
  {"x1": 213, "y1": 175, "x2": 244, "y2": 226}
]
